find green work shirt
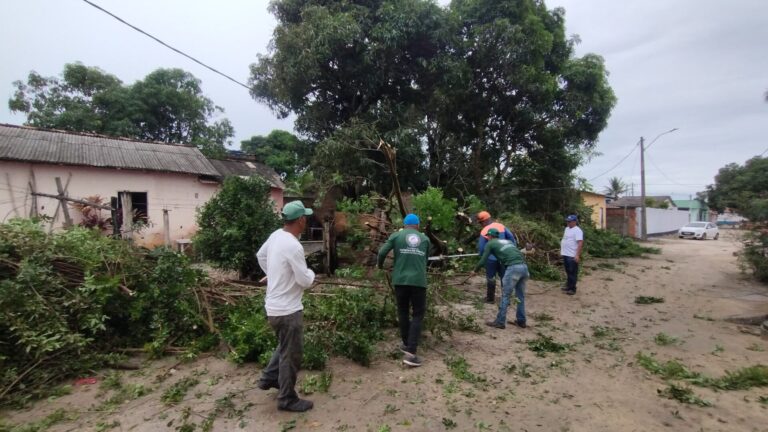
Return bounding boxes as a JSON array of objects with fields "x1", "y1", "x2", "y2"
[
  {"x1": 474, "y1": 238, "x2": 525, "y2": 271},
  {"x1": 377, "y1": 229, "x2": 430, "y2": 288}
]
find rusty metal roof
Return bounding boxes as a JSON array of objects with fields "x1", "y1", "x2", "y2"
[
  {"x1": 207, "y1": 158, "x2": 285, "y2": 189},
  {"x1": 0, "y1": 124, "x2": 221, "y2": 177}
]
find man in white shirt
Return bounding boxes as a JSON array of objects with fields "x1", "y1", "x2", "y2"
[
  {"x1": 560, "y1": 214, "x2": 584, "y2": 296},
  {"x1": 255, "y1": 200, "x2": 316, "y2": 412}
]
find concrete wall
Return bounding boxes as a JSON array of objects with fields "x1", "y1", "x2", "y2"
[
  {"x1": 1, "y1": 161, "x2": 220, "y2": 247},
  {"x1": 636, "y1": 207, "x2": 690, "y2": 237}
]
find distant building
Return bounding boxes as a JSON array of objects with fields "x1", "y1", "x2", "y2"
[
  {"x1": 580, "y1": 191, "x2": 608, "y2": 229},
  {"x1": 0, "y1": 124, "x2": 283, "y2": 248},
  {"x1": 673, "y1": 199, "x2": 717, "y2": 223}
]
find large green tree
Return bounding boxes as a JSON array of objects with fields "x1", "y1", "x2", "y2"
[
  {"x1": 9, "y1": 63, "x2": 234, "y2": 158},
  {"x1": 250, "y1": 0, "x2": 615, "y2": 214},
  {"x1": 241, "y1": 129, "x2": 312, "y2": 180},
  {"x1": 706, "y1": 156, "x2": 768, "y2": 222}
]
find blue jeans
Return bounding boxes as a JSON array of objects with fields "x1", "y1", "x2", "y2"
[
  {"x1": 494, "y1": 264, "x2": 528, "y2": 325},
  {"x1": 485, "y1": 259, "x2": 505, "y2": 301},
  {"x1": 562, "y1": 256, "x2": 579, "y2": 291}
]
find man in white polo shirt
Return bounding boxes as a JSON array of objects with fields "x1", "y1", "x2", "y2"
[
  {"x1": 560, "y1": 214, "x2": 584, "y2": 296},
  {"x1": 255, "y1": 200, "x2": 315, "y2": 412}
]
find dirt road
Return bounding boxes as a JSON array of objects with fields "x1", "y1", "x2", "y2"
[{"x1": 5, "y1": 230, "x2": 768, "y2": 431}]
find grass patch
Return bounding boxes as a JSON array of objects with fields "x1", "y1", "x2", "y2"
[
  {"x1": 502, "y1": 357, "x2": 533, "y2": 378},
  {"x1": 592, "y1": 326, "x2": 616, "y2": 339},
  {"x1": 635, "y1": 352, "x2": 702, "y2": 381},
  {"x1": 710, "y1": 365, "x2": 768, "y2": 390},
  {"x1": 0, "y1": 409, "x2": 74, "y2": 432},
  {"x1": 654, "y1": 332, "x2": 680, "y2": 346},
  {"x1": 161, "y1": 377, "x2": 199, "y2": 406},
  {"x1": 527, "y1": 333, "x2": 571, "y2": 357},
  {"x1": 658, "y1": 384, "x2": 712, "y2": 407},
  {"x1": 636, "y1": 352, "x2": 768, "y2": 391},
  {"x1": 747, "y1": 343, "x2": 764, "y2": 352},
  {"x1": 596, "y1": 262, "x2": 618, "y2": 270},
  {"x1": 444, "y1": 355, "x2": 487, "y2": 385},
  {"x1": 635, "y1": 296, "x2": 665, "y2": 305},
  {"x1": 693, "y1": 314, "x2": 715, "y2": 321},
  {"x1": 299, "y1": 372, "x2": 332, "y2": 395},
  {"x1": 531, "y1": 312, "x2": 554, "y2": 323}
]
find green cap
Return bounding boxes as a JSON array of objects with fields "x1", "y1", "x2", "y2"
[
  {"x1": 282, "y1": 200, "x2": 313, "y2": 221},
  {"x1": 487, "y1": 228, "x2": 500, "y2": 238}
]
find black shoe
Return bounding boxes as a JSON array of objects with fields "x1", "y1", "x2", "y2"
[
  {"x1": 560, "y1": 286, "x2": 568, "y2": 292},
  {"x1": 399, "y1": 344, "x2": 410, "y2": 355},
  {"x1": 508, "y1": 320, "x2": 527, "y2": 328},
  {"x1": 278, "y1": 399, "x2": 314, "y2": 412},
  {"x1": 257, "y1": 380, "x2": 279, "y2": 390},
  {"x1": 565, "y1": 289, "x2": 576, "y2": 296},
  {"x1": 485, "y1": 320, "x2": 505, "y2": 329},
  {"x1": 403, "y1": 353, "x2": 423, "y2": 367},
  {"x1": 484, "y1": 298, "x2": 495, "y2": 304}
]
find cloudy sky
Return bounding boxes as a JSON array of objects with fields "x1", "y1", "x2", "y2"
[{"x1": 1, "y1": 0, "x2": 766, "y2": 199}]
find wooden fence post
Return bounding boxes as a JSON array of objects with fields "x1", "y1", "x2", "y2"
[
  {"x1": 55, "y1": 177, "x2": 73, "y2": 228},
  {"x1": 121, "y1": 192, "x2": 133, "y2": 240},
  {"x1": 163, "y1": 209, "x2": 171, "y2": 246}
]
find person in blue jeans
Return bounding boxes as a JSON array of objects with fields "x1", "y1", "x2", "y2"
[
  {"x1": 560, "y1": 215, "x2": 584, "y2": 295},
  {"x1": 476, "y1": 211, "x2": 518, "y2": 303},
  {"x1": 471, "y1": 228, "x2": 528, "y2": 329}
]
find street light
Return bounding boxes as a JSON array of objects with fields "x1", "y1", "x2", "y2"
[{"x1": 640, "y1": 128, "x2": 679, "y2": 240}]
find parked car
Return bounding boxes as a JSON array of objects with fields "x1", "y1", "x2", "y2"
[{"x1": 678, "y1": 222, "x2": 719, "y2": 240}]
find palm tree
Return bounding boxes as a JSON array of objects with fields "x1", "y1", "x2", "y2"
[{"x1": 604, "y1": 176, "x2": 628, "y2": 198}]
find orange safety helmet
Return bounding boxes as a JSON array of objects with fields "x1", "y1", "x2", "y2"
[{"x1": 477, "y1": 211, "x2": 491, "y2": 223}]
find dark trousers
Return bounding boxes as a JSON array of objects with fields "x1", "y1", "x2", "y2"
[
  {"x1": 259, "y1": 311, "x2": 303, "y2": 406},
  {"x1": 485, "y1": 260, "x2": 505, "y2": 302},
  {"x1": 563, "y1": 256, "x2": 579, "y2": 291},
  {"x1": 395, "y1": 285, "x2": 426, "y2": 355}
]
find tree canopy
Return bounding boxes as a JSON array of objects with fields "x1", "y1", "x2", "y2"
[
  {"x1": 250, "y1": 0, "x2": 616, "y2": 215},
  {"x1": 706, "y1": 156, "x2": 768, "y2": 222},
  {"x1": 240, "y1": 130, "x2": 312, "y2": 180},
  {"x1": 9, "y1": 63, "x2": 234, "y2": 158}
]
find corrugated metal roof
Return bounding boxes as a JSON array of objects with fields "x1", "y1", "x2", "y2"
[
  {"x1": 0, "y1": 124, "x2": 221, "y2": 177},
  {"x1": 207, "y1": 158, "x2": 285, "y2": 189}
]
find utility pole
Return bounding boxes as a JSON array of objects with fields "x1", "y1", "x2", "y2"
[
  {"x1": 639, "y1": 128, "x2": 678, "y2": 241},
  {"x1": 640, "y1": 137, "x2": 647, "y2": 240}
]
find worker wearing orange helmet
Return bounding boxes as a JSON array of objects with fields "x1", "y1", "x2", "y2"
[{"x1": 476, "y1": 211, "x2": 518, "y2": 303}]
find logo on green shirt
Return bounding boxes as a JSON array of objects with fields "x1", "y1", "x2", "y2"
[{"x1": 406, "y1": 233, "x2": 422, "y2": 248}]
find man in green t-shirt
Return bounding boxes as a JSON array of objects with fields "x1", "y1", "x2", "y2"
[
  {"x1": 377, "y1": 213, "x2": 431, "y2": 367},
  {"x1": 472, "y1": 228, "x2": 529, "y2": 329}
]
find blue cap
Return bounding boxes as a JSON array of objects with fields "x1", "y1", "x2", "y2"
[
  {"x1": 403, "y1": 213, "x2": 420, "y2": 225},
  {"x1": 566, "y1": 215, "x2": 578, "y2": 222}
]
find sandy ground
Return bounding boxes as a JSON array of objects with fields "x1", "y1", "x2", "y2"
[{"x1": 3, "y1": 229, "x2": 768, "y2": 432}]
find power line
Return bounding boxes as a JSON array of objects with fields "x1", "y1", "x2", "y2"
[
  {"x1": 81, "y1": 0, "x2": 251, "y2": 91},
  {"x1": 761, "y1": 147, "x2": 768, "y2": 157},
  {"x1": 645, "y1": 152, "x2": 688, "y2": 187},
  {"x1": 586, "y1": 140, "x2": 641, "y2": 183}
]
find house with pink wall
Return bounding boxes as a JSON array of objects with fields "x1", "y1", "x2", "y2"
[{"x1": 0, "y1": 124, "x2": 284, "y2": 248}]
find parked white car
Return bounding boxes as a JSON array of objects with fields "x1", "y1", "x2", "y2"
[{"x1": 678, "y1": 222, "x2": 719, "y2": 240}]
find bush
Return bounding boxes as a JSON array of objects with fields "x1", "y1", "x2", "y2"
[
  {"x1": 195, "y1": 176, "x2": 281, "y2": 279},
  {"x1": 584, "y1": 227, "x2": 660, "y2": 258},
  {"x1": 411, "y1": 187, "x2": 458, "y2": 232},
  {"x1": 741, "y1": 230, "x2": 768, "y2": 283},
  {"x1": 0, "y1": 219, "x2": 211, "y2": 407}
]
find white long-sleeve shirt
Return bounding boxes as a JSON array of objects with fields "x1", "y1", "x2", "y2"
[{"x1": 256, "y1": 229, "x2": 315, "y2": 316}]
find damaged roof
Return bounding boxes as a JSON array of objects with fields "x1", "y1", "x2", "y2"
[{"x1": 0, "y1": 123, "x2": 220, "y2": 177}]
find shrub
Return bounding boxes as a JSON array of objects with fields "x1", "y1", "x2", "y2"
[
  {"x1": 0, "y1": 219, "x2": 212, "y2": 407},
  {"x1": 411, "y1": 187, "x2": 458, "y2": 233},
  {"x1": 195, "y1": 176, "x2": 281, "y2": 279},
  {"x1": 741, "y1": 230, "x2": 768, "y2": 283}
]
